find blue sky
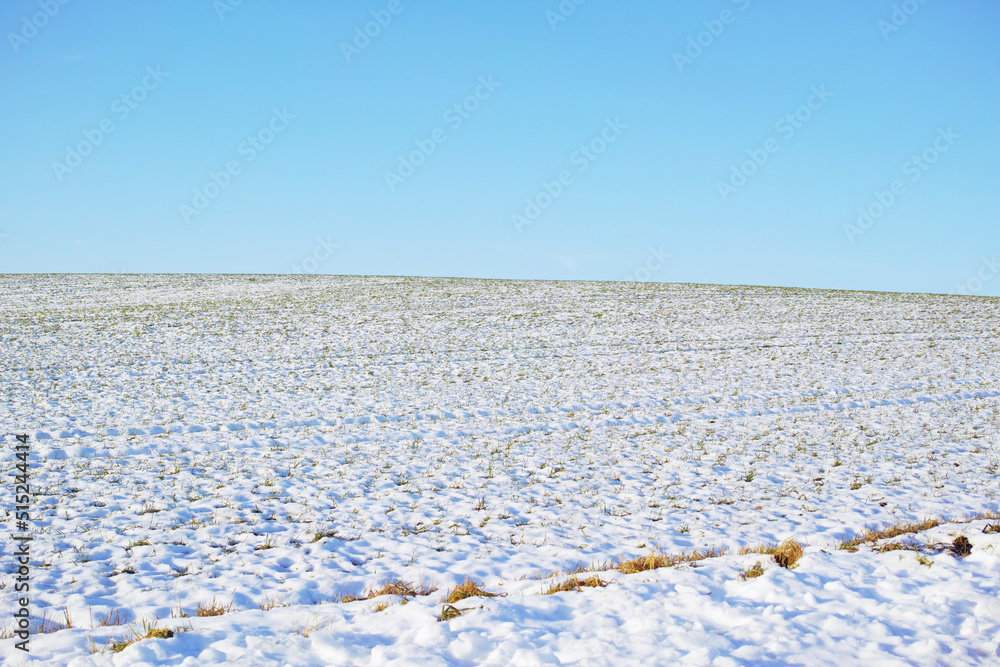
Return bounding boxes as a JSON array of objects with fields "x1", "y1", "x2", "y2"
[{"x1": 1, "y1": 0, "x2": 997, "y2": 295}]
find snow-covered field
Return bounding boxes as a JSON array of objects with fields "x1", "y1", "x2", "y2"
[{"x1": 2, "y1": 274, "x2": 998, "y2": 665}]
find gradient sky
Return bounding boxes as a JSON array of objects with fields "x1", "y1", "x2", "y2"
[{"x1": 2, "y1": 1, "x2": 998, "y2": 295}]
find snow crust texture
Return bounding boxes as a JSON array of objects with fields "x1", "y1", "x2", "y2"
[{"x1": 1, "y1": 274, "x2": 998, "y2": 665}]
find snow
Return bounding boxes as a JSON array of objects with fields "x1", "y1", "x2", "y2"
[{"x1": 1, "y1": 274, "x2": 998, "y2": 665}]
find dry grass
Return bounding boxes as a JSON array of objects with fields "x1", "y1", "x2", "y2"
[
  {"x1": 544, "y1": 575, "x2": 609, "y2": 595},
  {"x1": 82, "y1": 508, "x2": 1000, "y2": 643},
  {"x1": 736, "y1": 543, "x2": 781, "y2": 556},
  {"x1": 336, "y1": 512, "x2": 1000, "y2": 611},
  {"x1": 324, "y1": 579, "x2": 434, "y2": 605},
  {"x1": 259, "y1": 595, "x2": 291, "y2": 611},
  {"x1": 772, "y1": 539, "x2": 804, "y2": 569},
  {"x1": 195, "y1": 598, "x2": 237, "y2": 617},
  {"x1": 319, "y1": 587, "x2": 362, "y2": 604},
  {"x1": 368, "y1": 580, "x2": 416, "y2": 597},
  {"x1": 838, "y1": 511, "x2": 999, "y2": 553},
  {"x1": 737, "y1": 561, "x2": 766, "y2": 581},
  {"x1": 96, "y1": 620, "x2": 178, "y2": 654},
  {"x1": 440, "y1": 604, "x2": 467, "y2": 621},
  {"x1": 35, "y1": 607, "x2": 74, "y2": 634},
  {"x1": 444, "y1": 578, "x2": 499, "y2": 604},
  {"x1": 95, "y1": 609, "x2": 130, "y2": 627},
  {"x1": 293, "y1": 615, "x2": 329, "y2": 638},
  {"x1": 364, "y1": 578, "x2": 437, "y2": 601},
  {"x1": 310, "y1": 529, "x2": 340, "y2": 543},
  {"x1": 615, "y1": 547, "x2": 726, "y2": 575},
  {"x1": 875, "y1": 541, "x2": 920, "y2": 553},
  {"x1": 839, "y1": 518, "x2": 942, "y2": 551},
  {"x1": 951, "y1": 535, "x2": 972, "y2": 557},
  {"x1": 530, "y1": 561, "x2": 604, "y2": 581}
]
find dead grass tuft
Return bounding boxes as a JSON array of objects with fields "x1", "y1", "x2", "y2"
[
  {"x1": 259, "y1": 595, "x2": 291, "y2": 611},
  {"x1": 544, "y1": 575, "x2": 608, "y2": 595},
  {"x1": 368, "y1": 580, "x2": 416, "y2": 598},
  {"x1": 440, "y1": 604, "x2": 467, "y2": 621},
  {"x1": 293, "y1": 615, "x2": 328, "y2": 638},
  {"x1": 951, "y1": 535, "x2": 972, "y2": 557},
  {"x1": 95, "y1": 609, "x2": 130, "y2": 627},
  {"x1": 444, "y1": 578, "x2": 498, "y2": 604},
  {"x1": 36, "y1": 607, "x2": 74, "y2": 634},
  {"x1": 772, "y1": 539, "x2": 804, "y2": 569},
  {"x1": 737, "y1": 561, "x2": 765, "y2": 581},
  {"x1": 736, "y1": 543, "x2": 781, "y2": 556},
  {"x1": 310, "y1": 529, "x2": 340, "y2": 543},
  {"x1": 195, "y1": 598, "x2": 237, "y2": 617},
  {"x1": 839, "y1": 518, "x2": 941, "y2": 552},
  {"x1": 964, "y1": 509, "x2": 1000, "y2": 523},
  {"x1": 615, "y1": 547, "x2": 726, "y2": 574},
  {"x1": 99, "y1": 620, "x2": 178, "y2": 654},
  {"x1": 365, "y1": 578, "x2": 438, "y2": 601},
  {"x1": 875, "y1": 541, "x2": 920, "y2": 553}
]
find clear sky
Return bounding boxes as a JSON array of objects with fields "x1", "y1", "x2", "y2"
[{"x1": 2, "y1": 1, "x2": 998, "y2": 295}]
